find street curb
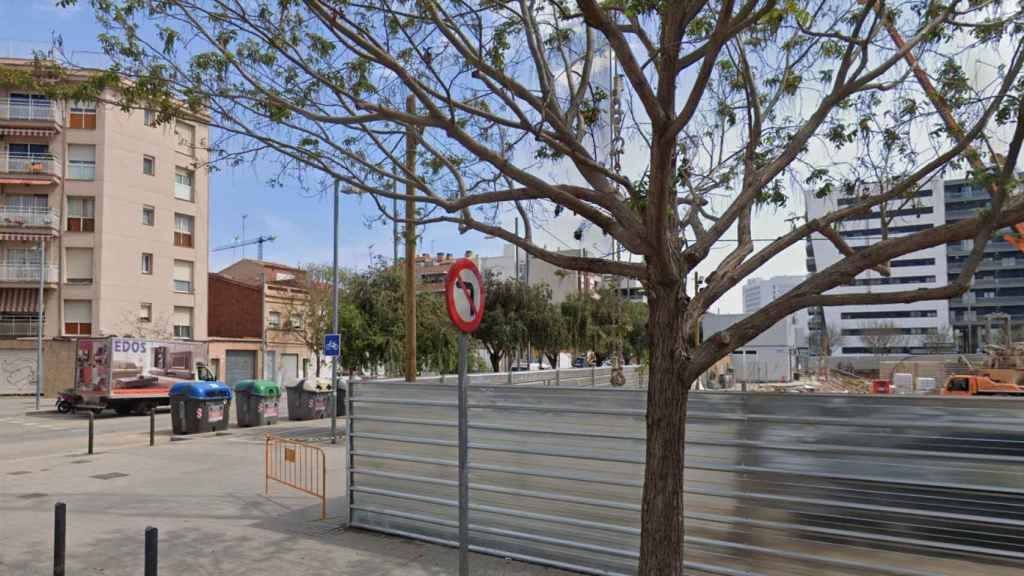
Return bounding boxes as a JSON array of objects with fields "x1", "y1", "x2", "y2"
[{"x1": 170, "y1": 430, "x2": 234, "y2": 442}]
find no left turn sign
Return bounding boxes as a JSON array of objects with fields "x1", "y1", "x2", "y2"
[{"x1": 445, "y1": 258, "x2": 485, "y2": 333}]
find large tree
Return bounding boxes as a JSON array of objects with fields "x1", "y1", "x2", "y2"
[
  {"x1": 47, "y1": 1, "x2": 1024, "y2": 573},
  {"x1": 284, "y1": 264, "x2": 333, "y2": 376}
]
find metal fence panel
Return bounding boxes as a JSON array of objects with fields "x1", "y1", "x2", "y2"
[{"x1": 348, "y1": 383, "x2": 1024, "y2": 576}]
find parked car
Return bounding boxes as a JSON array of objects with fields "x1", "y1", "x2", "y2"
[{"x1": 572, "y1": 357, "x2": 587, "y2": 368}]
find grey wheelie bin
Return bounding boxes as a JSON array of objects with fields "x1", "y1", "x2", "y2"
[
  {"x1": 235, "y1": 379, "x2": 281, "y2": 427},
  {"x1": 169, "y1": 381, "x2": 232, "y2": 434},
  {"x1": 286, "y1": 378, "x2": 332, "y2": 420}
]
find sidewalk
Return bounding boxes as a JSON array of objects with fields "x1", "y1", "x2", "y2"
[{"x1": 0, "y1": 421, "x2": 570, "y2": 576}]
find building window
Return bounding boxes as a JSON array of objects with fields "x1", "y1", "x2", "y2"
[
  {"x1": 67, "y1": 144, "x2": 97, "y2": 180},
  {"x1": 174, "y1": 213, "x2": 194, "y2": 247},
  {"x1": 5, "y1": 194, "x2": 48, "y2": 212},
  {"x1": 141, "y1": 253, "x2": 153, "y2": 275},
  {"x1": 174, "y1": 259, "x2": 193, "y2": 293},
  {"x1": 173, "y1": 306, "x2": 193, "y2": 339},
  {"x1": 268, "y1": 311, "x2": 281, "y2": 328},
  {"x1": 66, "y1": 197, "x2": 95, "y2": 232},
  {"x1": 289, "y1": 314, "x2": 303, "y2": 329},
  {"x1": 65, "y1": 248, "x2": 93, "y2": 285},
  {"x1": 6, "y1": 247, "x2": 41, "y2": 267},
  {"x1": 174, "y1": 167, "x2": 194, "y2": 201},
  {"x1": 68, "y1": 100, "x2": 97, "y2": 130},
  {"x1": 7, "y1": 143, "x2": 52, "y2": 174},
  {"x1": 143, "y1": 155, "x2": 155, "y2": 176},
  {"x1": 140, "y1": 302, "x2": 152, "y2": 322},
  {"x1": 7, "y1": 93, "x2": 51, "y2": 121},
  {"x1": 142, "y1": 205, "x2": 155, "y2": 226},
  {"x1": 64, "y1": 300, "x2": 92, "y2": 336},
  {"x1": 174, "y1": 121, "x2": 195, "y2": 152},
  {"x1": 143, "y1": 109, "x2": 156, "y2": 127}
]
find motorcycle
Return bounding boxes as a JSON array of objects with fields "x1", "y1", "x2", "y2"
[{"x1": 56, "y1": 390, "x2": 80, "y2": 414}]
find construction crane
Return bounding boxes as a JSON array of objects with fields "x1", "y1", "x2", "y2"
[{"x1": 212, "y1": 235, "x2": 277, "y2": 260}]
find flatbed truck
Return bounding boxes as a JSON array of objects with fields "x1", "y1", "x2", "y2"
[{"x1": 74, "y1": 337, "x2": 217, "y2": 415}]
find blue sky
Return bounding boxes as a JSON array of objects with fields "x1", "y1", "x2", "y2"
[
  {"x1": 4, "y1": 1, "x2": 507, "y2": 273},
  {"x1": 2, "y1": 1, "x2": 823, "y2": 313}
]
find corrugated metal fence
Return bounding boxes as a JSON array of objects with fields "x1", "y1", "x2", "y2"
[{"x1": 346, "y1": 383, "x2": 1024, "y2": 575}]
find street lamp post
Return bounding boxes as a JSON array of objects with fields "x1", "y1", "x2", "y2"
[{"x1": 35, "y1": 238, "x2": 44, "y2": 411}]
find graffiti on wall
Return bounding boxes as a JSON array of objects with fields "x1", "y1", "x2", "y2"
[{"x1": 0, "y1": 352, "x2": 37, "y2": 395}]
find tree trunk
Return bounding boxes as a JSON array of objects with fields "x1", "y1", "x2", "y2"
[
  {"x1": 638, "y1": 286, "x2": 691, "y2": 576},
  {"x1": 315, "y1": 353, "x2": 322, "y2": 377},
  {"x1": 488, "y1": 351, "x2": 502, "y2": 372}
]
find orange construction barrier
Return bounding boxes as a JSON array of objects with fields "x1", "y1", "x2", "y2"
[{"x1": 265, "y1": 434, "x2": 326, "y2": 519}]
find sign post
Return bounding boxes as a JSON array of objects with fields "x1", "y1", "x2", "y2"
[
  {"x1": 324, "y1": 332, "x2": 340, "y2": 443},
  {"x1": 444, "y1": 258, "x2": 485, "y2": 576}
]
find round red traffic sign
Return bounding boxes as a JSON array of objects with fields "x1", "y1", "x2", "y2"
[{"x1": 445, "y1": 258, "x2": 485, "y2": 333}]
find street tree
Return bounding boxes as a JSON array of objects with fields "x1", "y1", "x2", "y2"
[
  {"x1": 531, "y1": 295, "x2": 567, "y2": 368},
  {"x1": 284, "y1": 264, "x2": 333, "y2": 376},
  {"x1": 923, "y1": 324, "x2": 957, "y2": 354},
  {"x1": 48, "y1": 1, "x2": 1024, "y2": 572},
  {"x1": 859, "y1": 321, "x2": 910, "y2": 357},
  {"x1": 474, "y1": 275, "x2": 551, "y2": 371}
]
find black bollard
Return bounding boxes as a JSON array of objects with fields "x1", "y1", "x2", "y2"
[
  {"x1": 149, "y1": 409, "x2": 155, "y2": 447},
  {"x1": 54, "y1": 502, "x2": 66, "y2": 576},
  {"x1": 87, "y1": 411, "x2": 94, "y2": 455},
  {"x1": 144, "y1": 526, "x2": 158, "y2": 576}
]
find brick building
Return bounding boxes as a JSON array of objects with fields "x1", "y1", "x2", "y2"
[{"x1": 207, "y1": 259, "x2": 312, "y2": 386}]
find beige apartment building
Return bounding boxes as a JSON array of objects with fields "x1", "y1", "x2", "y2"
[{"x1": 0, "y1": 58, "x2": 209, "y2": 345}]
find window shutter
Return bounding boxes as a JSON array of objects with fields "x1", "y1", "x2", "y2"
[
  {"x1": 68, "y1": 144, "x2": 96, "y2": 162},
  {"x1": 174, "y1": 260, "x2": 193, "y2": 282},
  {"x1": 174, "y1": 306, "x2": 192, "y2": 327},
  {"x1": 65, "y1": 300, "x2": 91, "y2": 323},
  {"x1": 66, "y1": 248, "x2": 93, "y2": 280}
]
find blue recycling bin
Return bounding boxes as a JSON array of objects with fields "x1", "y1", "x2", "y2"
[{"x1": 169, "y1": 381, "x2": 232, "y2": 434}]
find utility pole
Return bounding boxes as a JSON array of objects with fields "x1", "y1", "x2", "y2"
[
  {"x1": 392, "y1": 175, "x2": 399, "y2": 265},
  {"x1": 331, "y1": 180, "x2": 339, "y2": 444},
  {"x1": 404, "y1": 95, "x2": 418, "y2": 382}
]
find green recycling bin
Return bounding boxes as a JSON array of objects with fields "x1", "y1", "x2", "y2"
[
  {"x1": 286, "y1": 378, "x2": 332, "y2": 420},
  {"x1": 235, "y1": 379, "x2": 282, "y2": 427}
]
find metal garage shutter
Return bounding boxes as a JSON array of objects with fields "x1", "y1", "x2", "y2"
[{"x1": 224, "y1": 350, "x2": 256, "y2": 386}]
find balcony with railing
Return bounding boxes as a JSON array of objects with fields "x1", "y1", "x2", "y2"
[
  {"x1": 0, "y1": 97, "x2": 61, "y2": 128},
  {"x1": 0, "y1": 263, "x2": 59, "y2": 284},
  {"x1": 0, "y1": 206, "x2": 59, "y2": 231},
  {"x1": 0, "y1": 151, "x2": 62, "y2": 181}
]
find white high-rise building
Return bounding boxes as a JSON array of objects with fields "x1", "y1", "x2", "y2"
[
  {"x1": 742, "y1": 275, "x2": 806, "y2": 313},
  {"x1": 742, "y1": 275, "x2": 809, "y2": 350},
  {"x1": 804, "y1": 179, "x2": 948, "y2": 356}
]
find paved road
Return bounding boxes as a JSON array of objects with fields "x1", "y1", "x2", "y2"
[{"x1": 0, "y1": 396, "x2": 342, "y2": 464}]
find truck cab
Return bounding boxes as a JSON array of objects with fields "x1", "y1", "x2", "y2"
[{"x1": 943, "y1": 374, "x2": 1024, "y2": 396}]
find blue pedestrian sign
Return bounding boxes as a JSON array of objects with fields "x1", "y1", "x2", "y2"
[{"x1": 324, "y1": 333, "x2": 341, "y2": 357}]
